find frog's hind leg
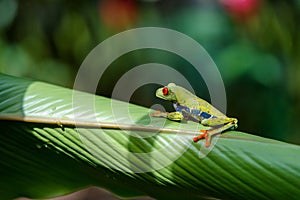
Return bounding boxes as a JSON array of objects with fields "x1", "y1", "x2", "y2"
[
  {"x1": 201, "y1": 117, "x2": 237, "y2": 127},
  {"x1": 193, "y1": 120, "x2": 237, "y2": 147}
]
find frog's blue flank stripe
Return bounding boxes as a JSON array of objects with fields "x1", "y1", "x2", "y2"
[
  {"x1": 200, "y1": 112, "x2": 212, "y2": 119},
  {"x1": 191, "y1": 109, "x2": 201, "y2": 115},
  {"x1": 191, "y1": 109, "x2": 215, "y2": 119},
  {"x1": 173, "y1": 103, "x2": 216, "y2": 119}
]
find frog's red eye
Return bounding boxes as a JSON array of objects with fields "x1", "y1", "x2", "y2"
[{"x1": 162, "y1": 87, "x2": 168, "y2": 95}]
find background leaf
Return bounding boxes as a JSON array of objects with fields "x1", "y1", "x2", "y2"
[{"x1": 1, "y1": 73, "x2": 300, "y2": 200}]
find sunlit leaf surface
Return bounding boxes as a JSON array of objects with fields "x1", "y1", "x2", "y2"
[{"x1": 1, "y1": 73, "x2": 300, "y2": 200}]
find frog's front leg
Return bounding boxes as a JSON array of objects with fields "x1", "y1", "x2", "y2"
[
  {"x1": 167, "y1": 111, "x2": 184, "y2": 121},
  {"x1": 151, "y1": 111, "x2": 184, "y2": 121},
  {"x1": 194, "y1": 117, "x2": 238, "y2": 147}
]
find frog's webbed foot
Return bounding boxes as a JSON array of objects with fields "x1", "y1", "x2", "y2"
[
  {"x1": 150, "y1": 110, "x2": 169, "y2": 118},
  {"x1": 193, "y1": 121, "x2": 237, "y2": 147},
  {"x1": 150, "y1": 111, "x2": 183, "y2": 121},
  {"x1": 193, "y1": 130, "x2": 212, "y2": 147}
]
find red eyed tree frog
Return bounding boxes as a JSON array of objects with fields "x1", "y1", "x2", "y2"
[{"x1": 151, "y1": 83, "x2": 238, "y2": 147}]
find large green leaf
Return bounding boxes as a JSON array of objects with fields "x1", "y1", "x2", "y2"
[{"x1": 1, "y1": 73, "x2": 300, "y2": 199}]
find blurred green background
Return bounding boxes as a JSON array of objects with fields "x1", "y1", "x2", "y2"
[{"x1": 1, "y1": 0, "x2": 300, "y2": 144}]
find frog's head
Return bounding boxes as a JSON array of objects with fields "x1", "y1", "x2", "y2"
[{"x1": 156, "y1": 83, "x2": 178, "y2": 102}]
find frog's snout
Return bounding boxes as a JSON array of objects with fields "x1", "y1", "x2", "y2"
[{"x1": 155, "y1": 89, "x2": 159, "y2": 97}]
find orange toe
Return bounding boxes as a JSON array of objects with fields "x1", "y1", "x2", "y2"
[
  {"x1": 200, "y1": 129, "x2": 208, "y2": 134},
  {"x1": 193, "y1": 136, "x2": 200, "y2": 142},
  {"x1": 193, "y1": 132, "x2": 207, "y2": 143},
  {"x1": 205, "y1": 140, "x2": 211, "y2": 147}
]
